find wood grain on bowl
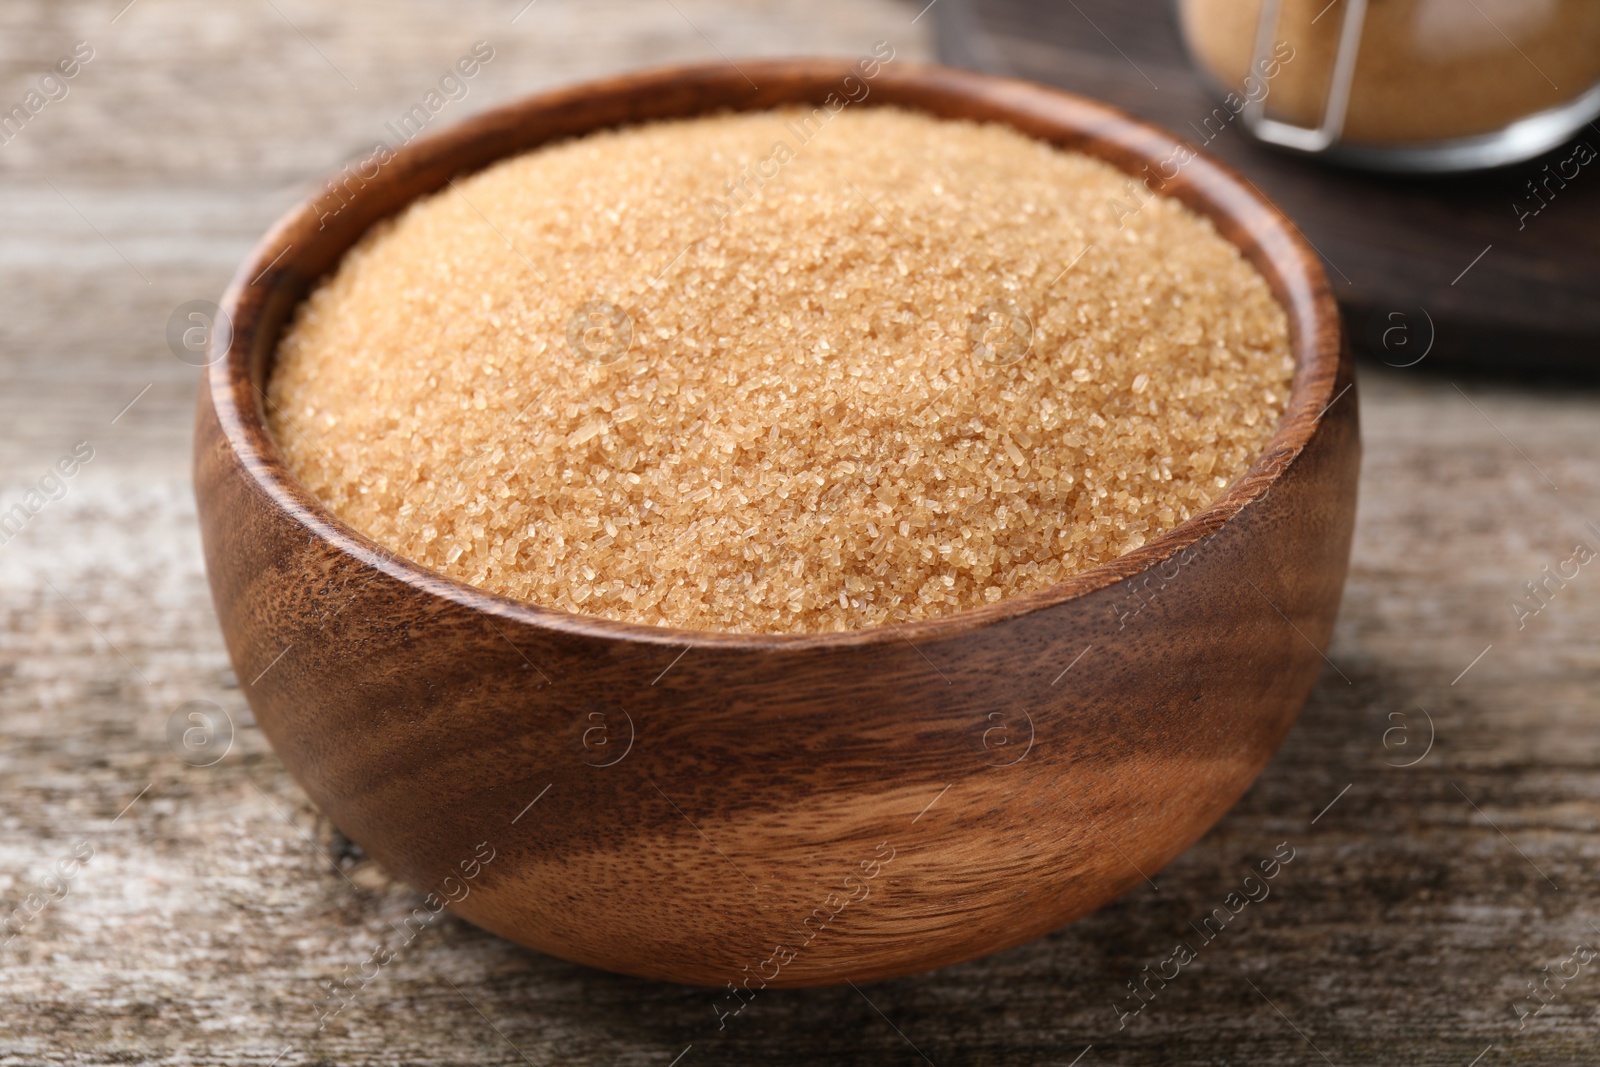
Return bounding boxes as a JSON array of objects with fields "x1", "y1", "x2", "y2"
[{"x1": 193, "y1": 60, "x2": 1358, "y2": 988}]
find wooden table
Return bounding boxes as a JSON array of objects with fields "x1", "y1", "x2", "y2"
[{"x1": 2, "y1": 2, "x2": 1597, "y2": 1064}]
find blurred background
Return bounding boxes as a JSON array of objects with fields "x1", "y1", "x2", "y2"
[{"x1": 2, "y1": 1, "x2": 1597, "y2": 1064}]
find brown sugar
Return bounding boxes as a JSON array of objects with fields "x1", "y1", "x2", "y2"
[
  {"x1": 266, "y1": 107, "x2": 1292, "y2": 634},
  {"x1": 1179, "y1": 0, "x2": 1600, "y2": 144}
]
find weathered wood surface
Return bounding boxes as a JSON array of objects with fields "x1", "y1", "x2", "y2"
[{"x1": 2, "y1": 2, "x2": 1598, "y2": 1065}]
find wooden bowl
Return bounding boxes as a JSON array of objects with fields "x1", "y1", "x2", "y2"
[{"x1": 194, "y1": 60, "x2": 1357, "y2": 988}]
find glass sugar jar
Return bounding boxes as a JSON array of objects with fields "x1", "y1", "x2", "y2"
[{"x1": 1176, "y1": 0, "x2": 1600, "y2": 172}]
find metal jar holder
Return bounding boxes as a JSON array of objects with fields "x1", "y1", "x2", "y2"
[{"x1": 1238, "y1": 0, "x2": 1600, "y2": 173}]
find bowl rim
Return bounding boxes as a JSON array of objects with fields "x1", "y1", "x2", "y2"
[{"x1": 205, "y1": 58, "x2": 1345, "y2": 652}]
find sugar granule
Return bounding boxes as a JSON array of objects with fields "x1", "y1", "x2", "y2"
[{"x1": 267, "y1": 107, "x2": 1293, "y2": 634}]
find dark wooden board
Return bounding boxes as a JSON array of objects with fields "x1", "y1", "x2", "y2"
[{"x1": 936, "y1": 0, "x2": 1600, "y2": 375}]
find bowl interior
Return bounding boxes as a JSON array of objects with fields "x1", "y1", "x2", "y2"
[{"x1": 208, "y1": 59, "x2": 1342, "y2": 650}]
